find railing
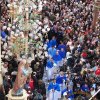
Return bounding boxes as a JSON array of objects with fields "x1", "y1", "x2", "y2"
[{"x1": 89, "y1": 88, "x2": 100, "y2": 100}]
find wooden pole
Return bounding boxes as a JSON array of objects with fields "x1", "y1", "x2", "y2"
[{"x1": 92, "y1": 0, "x2": 100, "y2": 29}]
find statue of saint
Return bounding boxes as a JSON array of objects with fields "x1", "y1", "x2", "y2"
[{"x1": 12, "y1": 59, "x2": 32, "y2": 96}]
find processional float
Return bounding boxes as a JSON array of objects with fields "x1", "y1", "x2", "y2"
[{"x1": 6, "y1": 0, "x2": 42, "y2": 100}]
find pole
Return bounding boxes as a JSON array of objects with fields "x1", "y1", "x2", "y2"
[
  {"x1": 25, "y1": 0, "x2": 29, "y2": 56},
  {"x1": 89, "y1": 88, "x2": 100, "y2": 100},
  {"x1": 92, "y1": 0, "x2": 100, "y2": 29},
  {"x1": 11, "y1": 0, "x2": 14, "y2": 24}
]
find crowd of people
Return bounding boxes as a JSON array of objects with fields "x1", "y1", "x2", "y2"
[{"x1": 0, "y1": 0, "x2": 100, "y2": 100}]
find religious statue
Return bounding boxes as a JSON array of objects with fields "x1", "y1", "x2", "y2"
[{"x1": 11, "y1": 59, "x2": 32, "y2": 96}]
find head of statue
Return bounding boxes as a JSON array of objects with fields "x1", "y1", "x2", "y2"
[
  {"x1": 25, "y1": 60, "x2": 31, "y2": 68},
  {"x1": 19, "y1": 59, "x2": 27, "y2": 66}
]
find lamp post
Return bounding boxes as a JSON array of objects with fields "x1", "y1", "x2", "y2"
[{"x1": 92, "y1": 0, "x2": 100, "y2": 29}]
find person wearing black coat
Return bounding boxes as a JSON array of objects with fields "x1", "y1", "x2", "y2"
[{"x1": 37, "y1": 80, "x2": 46, "y2": 100}]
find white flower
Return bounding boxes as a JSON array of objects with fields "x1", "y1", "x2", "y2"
[
  {"x1": 57, "y1": 0, "x2": 61, "y2": 2},
  {"x1": 44, "y1": 52, "x2": 48, "y2": 57},
  {"x1": 2, "y1": 51, "x2": 6, "y2": 54},
  {"x1": 14, "y1": 33, "x2": 18, "y2": 37},
  {"x1": 7, "y1": 50, "x2": 10, "y2": 53},
  {"x1": 9, "y1": 52, "x2": 13, "y2": 56},
  {"x1": 16, "y1": 29, "x2": 20, "y2": 33},
  {"x1": 13, "y1": 2, "x2": 16, "y2": 5},
  {"x1": 14, "y1": 4, "x2": 17, "y2": 9},
  {"x1": 47, "y1": 27, "x2": 50, "y2": 31},
  {"x1": 7, "y1": 4, "x2": 11, "y2": 7},
  {"x1": 41, "y1": 55, "x2": 44, "y2": 59},
  {"x1": 29, "y1": 33, "x2": 33, "y2": 37},
  {"x1": 20, "y1": 32, "x2": 23, "y2": 34},
  {"x1": 11, "y1": 31, "x2": 14, "y2": 35},
  {"x1": 42, "y1": 29, "x2": 46, "y2": 33},
  {"x1": 13, "y1": 18, "x2": 18, "y2": 23},
  {"x1": 4, "y1": 43, "x2": 8, "y2": 47},
  {"x1": 38, "y1": 22, "x2": 42, "y2": 25},
  {"x1": 18, "y1": 58, "x2": 22, "y2": 62},
  {"x1": 25, "y1": 7, "x2": 28, "y2": 11},
  {"x1": 37, "y1": 51, "x2": 41, "y2": 56},
  {"x1": 27, "y1": 57, "x2": 33, "y2": 63},
  {"x1": 8, "y1": 24, "x2": 12, "y2": 27},
  {"x1": 8, "y1": 46, "x2": 12, "y2": 49},
  {"x1": 35, "y1": 54, "x2": 37, "y2": 57},
  {"x1": 22, "y1": 55, "x2": 26, "y2": 59},
  {"x1": 7, "y1": 27, "x2": 11, "y2": 31},
  {"x1": 44, "y1": 25, "x2": 48, "y2": 29},
  {"x1": 5, "y1": 55, "x2": 9, "y2": 59},
  {"x1": 12, "y1": 26, "x2": 15, "y2": 29},
  {"x1": 33, "y1": 4, "x2": 37, "y2": 9},
  {"x1": 38, "y1": 5, "x2": 42, "y2": 11},
  {"x1": 43, "y1": 45, "x2": 47, "y2": 50},
  {"x1": 39, "y1": 46, "x2": 42, "y2": 50},
  {"x1": 15, "y1": 0, "x2": 18, "y2": 1},
  {"x1": 44, "y1": 1, "x2": 47, "y2": 4},
  {"x1": 3, "y1": 26, "x2": 7, "y2": 30},
  {"x1": 34, "y1": 36, "x2": 38, "y2": 40},
  {"x1": 38, "y1": 33, "x2": 42, "y2": 37}
]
